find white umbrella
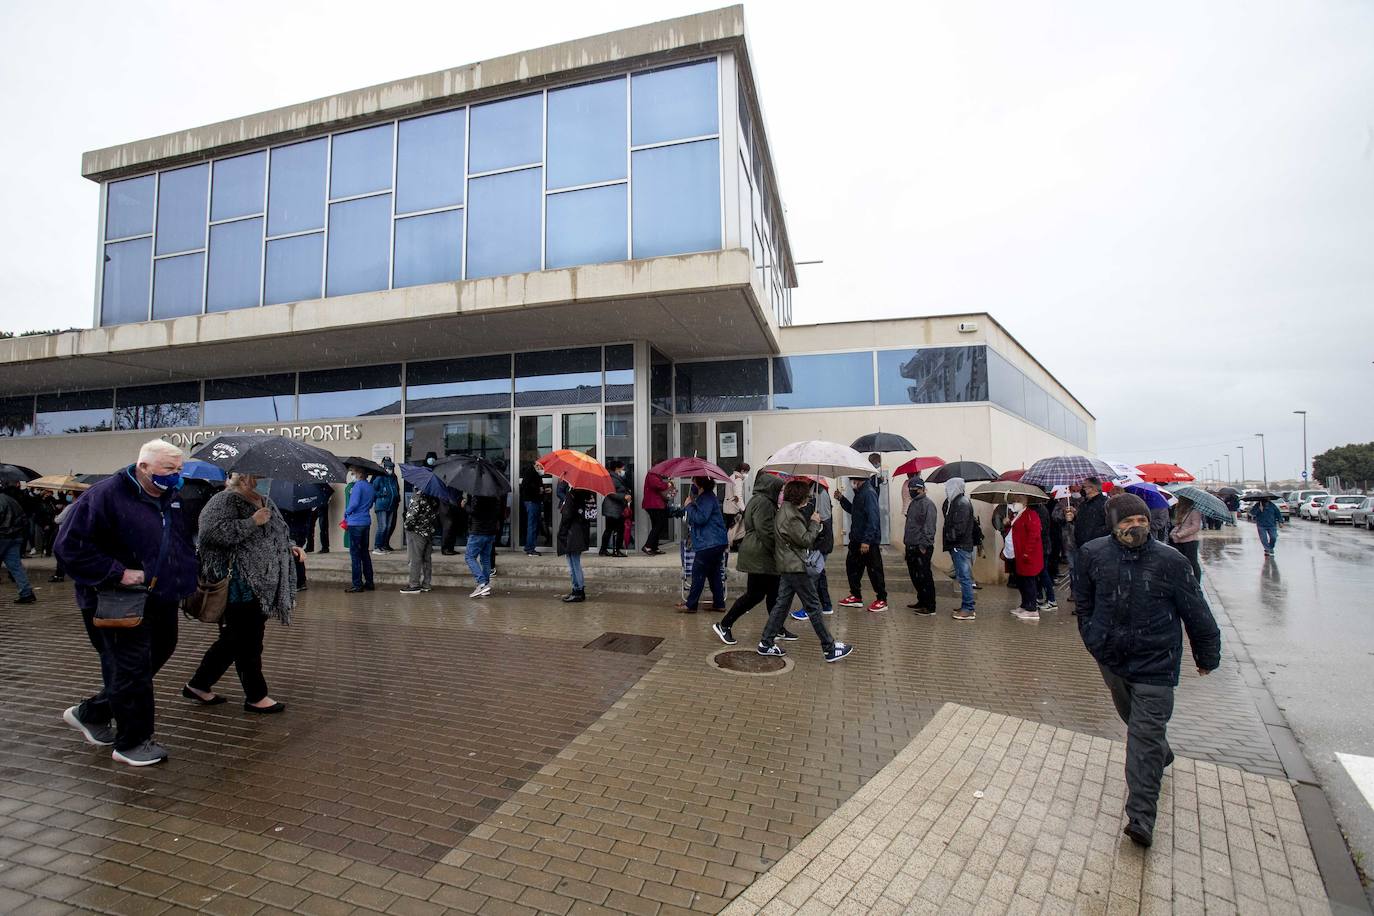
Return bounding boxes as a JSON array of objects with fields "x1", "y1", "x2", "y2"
[
  {"x1": 1104, "y1": 460, "x2": 1144, "y2": 485},
  {"x1": 761, "y1": 440, "x2": 875, "y2": 479}
]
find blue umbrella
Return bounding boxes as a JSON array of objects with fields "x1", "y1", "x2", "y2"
[
  {"x1": 399, "y1": 463, "x2": 460, "y2": 504},
  {"x1": 181, "y1": 459, "x2": 227, "y2": 482},
  {"x1": 1124, "y1": 482, "x2": 1170, "y2": 511}
]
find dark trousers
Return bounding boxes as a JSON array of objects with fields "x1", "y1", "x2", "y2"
[
  {"x1": 440, "y1": 503, "x2": 463, "y2": 553},
  {"x1": 1037, "y1": 567, "x2": 1055, "y2": 603},
  {"x1": 80, "y1": 597, "x2": 179, "y2": 751},
  {"x1": 815, "y1": 566, "x2": 833, "y2": 612},
  {"x1": 1100, "y1": 665, "x2": 1175, "y2": 833},
  {"x1": 348, "y1": 525, "x2": 374, "y2": 587},
  {"x1": 721, "y1": 573, "x2": 780, "y2": 629},
  {"x1": 844, "y1": 542, "x2": 886, "y2": 601},
  {"x1": 599, "y1": 519, "x2": 623, "y2": 554},
  {"x1": 904, "y1": 545, "x2": 936, "y2": 610},
  {"x1": 189, "y1": 600, "x2": 268, "y2": 704},
  {"x1": 1175, "y1": 540, "x2": 1201, "y2": 581},
  {"x1": 761, "y1": 573, "x2": 835, "y2": 653},
  {"x1": 644, "y1": 508, "x2": 668, "y2": 552},
  {"x1": 288, "y1": 527, "x2": 308, "y2": 586},
  {"x1": 1017, "y1": 575, "x2": 1039, "y2": 611},
  {"x1": 686, "y1": 544, "x2": 727, "y2": 610},
  {"x1": 309, "y1": 509, "x2": 330, "y2": 551}
]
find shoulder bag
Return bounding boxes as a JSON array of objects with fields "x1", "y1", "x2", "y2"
[{"x1": 93, "y1": 507, "x2": 172, "y2": 629}]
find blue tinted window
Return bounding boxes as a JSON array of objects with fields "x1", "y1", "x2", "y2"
[
  {"x1": 35, "y1": 390, "x2": 113, "y2": 435},
  {"x1": 115, "y1": 381, "x2": 201, "y2": 431},
  {"x1": 0, "y1": 397, "x2": 35, "y2": 437},
  {"x1": 106, "y1": 175, "x2": 155, "y2": 240},
  {"x1": 1047, "y1": 398, "x2": 1067, "y2": 439},
  {"x1": 631, "y1": 60, "x2": 718, "y2": 146},
  {"x1": 675, "y1": 359, "x2": 767, "y2": 413},
  {"x1": 546, "y1": 185, "x2": 627, "y2": 269},
  {"x1": 326, "y1": 194, "x2": 391, "y2": 296},
  {"x1": 877, "y1": 346, "x2": 988, "y2": 405},
  {"x1": 207, "y1": 218, "x2": 263, "y2": 312},
  {"x1": 406, "y1": 354, "x2": 512, "y2": 413},
  {"x1": 466, "y1": 168, "x2": 541, "y2": 278},
  {"x1": 605, "y1": 344, "x2": 634, "y2": 402},
  {"x1": 394, "y1": 210, "x2": 462, "y2": 288},
  {"x1": 987, "y1": 348, "x2": 1025, "y2": 416},
  {"x1": 101, "y1": 237, "x2": 152, "y2": 325},
  {"x1": 330, "y1": 124, "x2": 394, "y2": 199},
  {"x1": 267, "y1": 139, "x2": 326, "y2": 235},
  {"x1": 211, "y1": 151, "x2": 266, "y2": 221},
  {"x1": 264, "y1": 232, "x2": 323, "y2": 305},
  {"x1": 298, "y1": 364, "x2": 401, "y2": 419},
  {"x1": 204, "y1": 374, "x2": 296, "y2": 424},
  {"x1": 152, "y1": 252, "x2": 204, "y2": 319},
  {"x1": 548, "y1": 78, "x2": 626, "y2": 189},
  {"x1": 631, "y1": 140, "x2": 720, "y2": 259},
  {"x1": 1024, "y1": 380, "x2": 1049, "y2": 428},
  {"x1": 397, "y1": 109, "x2": 465, "y2": 213},
  {"x1": 469, "y1": 94, "x2": 542, "y2": 173},
  {"x1": 772, "y1": 353, "x2": 874, "y2": 409},
  {"x1": 515, "y1": 348, "x2": 602, "y2": 407},
  {"x1": 155, "y1": 164, "x2": 208, "y2": 255}
]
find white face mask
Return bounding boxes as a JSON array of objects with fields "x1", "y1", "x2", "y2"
[
  {"x1": 1008, "y1": 501, "x2": 1025, "y2": 514},
  {"x1": 347, "y1": 471, "x2": 357, "y2": 482}
]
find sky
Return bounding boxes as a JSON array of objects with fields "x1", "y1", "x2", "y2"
[{"x1": 1, "y1": 0, "x2": 1371, "y2": 483}]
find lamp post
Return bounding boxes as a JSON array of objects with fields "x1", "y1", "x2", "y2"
[
  {"x1": 1255, "y1": 433, "x2": 1268, "y2": 491},
  {"x1": 1225, "y1": 454, "x2": 1231, "y2": 485},
  {"x1": 1237, "y1": 446, "x2": 1245, "y2": 488},
  {"x1": 1293, "y1": 410, "x2": 1308, "y2": 483}
]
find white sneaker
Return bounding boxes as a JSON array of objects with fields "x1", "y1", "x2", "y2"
[
  {"x1": 469, "y1": 585, "x2": 485, "y2": 598},
  {"x1": 371, "y1": 548, "x2": 385, "y2": 555},
  {"x1": 1042, "y1": 599, "x2": 1059, "y2": 610},
  {"x1": 477, "y1": 583, "x2": 492, "y2": 598},
  {"x1": 1012, "y1": 608, "x2": 1040, "y2": 621}
]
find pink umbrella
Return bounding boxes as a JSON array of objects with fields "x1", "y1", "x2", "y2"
[{"x1": 648, "y1": 456, "x2": 731, "y2": 483}]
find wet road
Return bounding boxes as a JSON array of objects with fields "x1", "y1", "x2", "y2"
[{"x1": 1203, "y1": 516, "x2": 1374, "y2": 891}]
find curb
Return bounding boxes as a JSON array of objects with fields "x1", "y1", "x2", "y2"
[{"x1": 1203, "y1": 577, "x2": 1371, "y2": 914}]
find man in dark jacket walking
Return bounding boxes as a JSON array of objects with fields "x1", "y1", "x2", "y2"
[
  {"x1": 902, "y1": 477, "x2": 937, "y2": 615},
  {"x1": 0, "y1": 484, "x2": 36, "y2": 604},
  {"x1": 1076, "y1": 493, "x2": 1221, "y2": 848},
  {"x1": 54, "y1": 440, "x2": 198, "y2": 767},
  {"x1": 942, "y1": 478, "x2": 982, "y2": 620},
  {"x1": 713, "y1": 473, "x2": 796, "y2": 645},
  {"x1": 837, "y1": 476, "x2": 887, "y2": 612}
]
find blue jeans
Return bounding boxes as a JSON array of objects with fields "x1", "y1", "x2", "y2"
[
  {"x1": 1037, "y1": 567, "x2": 1056, "y2": 603},
  {"x1": 567, "y1": 552, "x2": 584, "y2": 591},
  {"x1": 686, "y1": 543, "x2": 727, "y2": 610},
  {"x1": 348, "y1": 526, "x2": 373, "y2": 587},
  {"x1": 1258, "y1": 526, "x2": 1278, "y2": 553},
  {"x1": 951, "y1": 548, "x2": 975, "y2": 610},
  {"x1": 465, "y1": 534, "x2": 494, "y2": 585},
  {"x1": 523, "y1": 501, "x2": 541, "y2": 552},
  {"x1": 373, "y1": 512, "x2": 393, "y2": 549},
  {"x1": 1, "y1": 539, "x2": 34, "y2": 598}
]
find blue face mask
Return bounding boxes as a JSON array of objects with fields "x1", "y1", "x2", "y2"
[{"x1": 150, "y1": 472, "x2": 183, "y2": 492}]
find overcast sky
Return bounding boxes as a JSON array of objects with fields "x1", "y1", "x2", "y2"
[{"x1": 2, "y1": 1, "x2": 1371, "y2": 482}]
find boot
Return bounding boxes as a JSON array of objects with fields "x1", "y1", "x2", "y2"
[{"x1": 562, "y1": 589, "x2": 586, "y2": 603}]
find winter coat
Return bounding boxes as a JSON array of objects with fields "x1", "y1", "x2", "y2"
[
  {"x1": 403, "y1": 494, "x2": 441, "y2": 539},
  {"x1": 773, "y1": 501, "x2": 821, "y2": 574},
  {"x1": 941, "y1": 479, "x2": 981, "y2": 551},
  {"x1": 1010, "y1": 509, "x2": 1044, "y2": 578},
  {"x1": 0, "y1": 491, "x2": 24, "y2": 540},
  {"x1": 1073, "y1": 493, "x2": 1111, "y2": 548},
  {"x1": 723, "y1": 473, "x2": 747, "y2": 515},
  {"x1": 601, "y1": 472, "x2": 630, "y2": 519},
  {"x1": 518, "y1": 465, "x2": 543, "y2": 502},
  {"x1": 837, "y1": 481, "x2": 880, "y2": 546},
  {"x1": 737, "y1": 473, "x2": 785, "y2": 575},
  {"x1": 671, "y1": 488, "x2": 728, "y2": 551},
  {"x1": 1170, "y1": 507, "x2": 1202, "y2": 544},
  {"x1": 642, "y1": 473, "x2": 670, "y2": 511},
  {"x1": 1249, "y1": 502, "x2": 1282, "y2": 529},
  {"x1": 1075, "y1": 536, "x2": 1221, "y2": 686},
  {"x1": 53, "y1": 465, "x2": 198, "y2": 611},
  {"x1": 466, "y1": 495, "x2": 503, "y2": 536},
  {"x1": 372, "y1": 473, "x2": 399, "y2": 512},
  {"x1": 903, "y1": 493, "x2": 937, "y2": 549},
  {"x1": 557, "y1": 491, "x2": 595, "y2": 556},
  {"x1": 344, "y1": 478, "x2": 376, "y2": 527},
  {"x1": 1149, "y1": 507, "x2": 1170, "y2": 542},
  {"x1": 197, "y1": 489, "x2": 296, "y2": 624}
]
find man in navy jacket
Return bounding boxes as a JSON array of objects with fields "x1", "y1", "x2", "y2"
[
  {"x1": 54, "y1": 440, "x2": 197, "y2": 767},
  {"x1": 837, "y1": 475, "x2": 887, "y2": 612}
]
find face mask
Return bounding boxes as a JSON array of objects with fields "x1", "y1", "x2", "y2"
[
  {"x1": 1008, "y1": 501, "x2": 1025, "y2": 514},
  {"x1": 1113, "y1": 525, "x2": 1150, "y2": 548},
  {"x1": 150, "y1": 472, "x2": 182, "y2": 492},
  {"x1": 65, "y1": 494, "x2": 74, "y2": 503},
  {"x1": 347, "y1": 471, "x2": 357, "y2": 482},
  {"x1": 426, "y1": 458, "x2": 436, "y2": 467}
]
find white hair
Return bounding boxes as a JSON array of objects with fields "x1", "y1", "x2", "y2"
[{"x1": 137, "y1": 438, "x2": 184, "y2": 465}]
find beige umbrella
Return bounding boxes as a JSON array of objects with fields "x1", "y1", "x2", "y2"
[
  {"x1": 22, "y1": 474, "x2": 90, "y2": 493},
  {"x1": 969, "y1": 481, "x2": 1050, "y2": 505}
]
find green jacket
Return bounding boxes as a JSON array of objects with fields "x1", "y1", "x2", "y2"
[
  {"x1": 774, "y1": 500, "x2": 821, "y2": 574},
  {"x1": 736, "y1": 474, "x2": 785, "y2": 575}
]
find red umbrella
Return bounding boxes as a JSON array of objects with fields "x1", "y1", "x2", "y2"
[
  {"x1": 997, "y1": 468, "x2": 1026, "y2": 482},
  {"x1": 893, "y1": 456, "x2": 947, "y2": 477},
  {"x1": 541, "y1": 449, "x2": 615, "y2": 495},
  {"x1": 1135, "y1": 462, "x2": 1195, "y2": 484},
  {"x1": 648, "y1": 456, "x2": 730, "y2": 483}
]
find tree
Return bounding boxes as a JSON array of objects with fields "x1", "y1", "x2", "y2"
[{"x1": 1312, "y1": 442, "x2": 1374, "y2": 490}]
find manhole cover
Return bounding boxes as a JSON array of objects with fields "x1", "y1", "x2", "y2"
[
  {"x1": 708, "y1": 648, "x2": 793, "y2": 677},
  {"x1": 583, "y1": 632, "x2": 663, "y2": 656}
]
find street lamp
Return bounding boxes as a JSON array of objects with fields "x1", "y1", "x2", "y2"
[
  {"x1": 1237, "y1": 446, "x2": 1245, "y2": 488},
  {"x1": 1255, "y1": 433, "x2": 1268, "y2": 490},
  {"x1": 1293, "y1": 410, "x2": 1308, "y2": 484},
  {"x1": 1225, "y1": 454, "x2": 1231, "y2": 485}
]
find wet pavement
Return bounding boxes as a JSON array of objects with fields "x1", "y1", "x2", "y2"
[{"x1": 1203, "y1": 518, "x2": 1374, "y2": 903}]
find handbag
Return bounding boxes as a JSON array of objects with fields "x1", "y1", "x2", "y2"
[
  {"x1": 803, "y1": 549, "x2": 825, "y2": 578},
  {"x1": 182, "y1": 570, "x2": 230, "y2": 623},
  {"x1": 93, "y1": 511, "x2": 173, "y2": 629}
]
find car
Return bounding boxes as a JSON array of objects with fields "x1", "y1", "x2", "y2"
[
  {"x1": 1351, "y1": 497, "x2": 1374, "y2": 531},
  {"x1": 1319, "y1": 495, "x2": 1365, "y2": 524},
  {"x1": 1298, "y1": 493, "x2": 1330, "y2": 520},
  {"x1": 1271, "y1": 496, "x2": 1291, "y2": 519},
  {"x1": 1291, "y1": 490, "x2": 1327, "y2": 518}
]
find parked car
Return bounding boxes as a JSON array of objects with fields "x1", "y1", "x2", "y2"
[
  {"x1": 1298, "y1": 493, "x2": 1331, "y2": 520},
  {"x1": 1351, "y1": 497, "x2": 1374, "y2": 531},
  {"x1": 1291, "y1": 489, "x2": 1327, "y2": 517},
  {"x1": 1319, "y1": 495, "x2": 1365, "y2": 524},
  {"x1": 1271, "y1": 496, "x2": 1291, "y2": 519}
]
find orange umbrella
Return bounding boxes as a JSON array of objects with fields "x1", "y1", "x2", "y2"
[
  {"x1": 1134, "y1": 462, "x2": 1195, "y2": 484},
  {"x1": 540, "y1": 449, "x2": 615, "y2": 495}
]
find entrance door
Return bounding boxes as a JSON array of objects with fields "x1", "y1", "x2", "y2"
[
  {"x1": 675, "y1": 417, "x2": 749, "y2": 470},
  {"x1": 515, "y1": 408, "x2": 601, "y2": 551}
]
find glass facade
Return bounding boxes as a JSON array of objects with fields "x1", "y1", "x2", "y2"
[
  {"x1": 298, "y1": 365, "x2": 402, "y2": 419},
  {"x1": 674, "y1": 358, "x2": 769, "y2": 414},
  {"x1": 203, "y1": 374, "x2": 296, "y2": 425},
  {"x1": 0, "y1": 396, "x2": 36, "y2": 437},
  {"x1": 115, "y1": 382, "x2": 201, "y2": 430},
  {"x1": 35, "y1": 390, "x2": 114, "y2": 435},
  {"x1": 515, "y1": 348, "x2": 602, "y2": 407},
  {"x1": 772, "y1": 352, "x2": 874, "y2": 410},
  {"x1": 406, "y1": 354, "x2": 512, "y2": 414},
  {"x1": 986, "y1": 348, "x2": 1088, "y2": 447},
  {"x1": 877, "y1": 346, "x2": 987, "y2": 406}
]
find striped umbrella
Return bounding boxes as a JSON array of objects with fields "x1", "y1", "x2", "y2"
[
  {"x1": 539, "y1": 449, "x2": 615, "y2": 495},
  {"x1": 1166, "y1": 485, "x2": 1234, "y2": 525},
  {"x1": 1021, "y1": 455, "x2": 1119, "y2": 489}
]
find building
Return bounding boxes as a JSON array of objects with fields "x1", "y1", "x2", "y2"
[{"x1": 0, "y1": 6, "x2": 1094, "y2": 573}]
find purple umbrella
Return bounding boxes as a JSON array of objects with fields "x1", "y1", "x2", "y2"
[{"x1": 1124, "y1": 482, "x2": 1171, "y2": 511}]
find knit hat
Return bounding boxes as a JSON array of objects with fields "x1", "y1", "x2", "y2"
[{"x1": 1106, "y1": 493, "x2": 1150, "y2": 527}]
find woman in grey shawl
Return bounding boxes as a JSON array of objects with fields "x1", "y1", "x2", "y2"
[{"x1": 183, "y1": 472, "x2": 299, "y2": 714}]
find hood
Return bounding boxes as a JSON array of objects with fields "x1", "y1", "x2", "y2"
[
  {"x1": 752, "y1": 472, "x2": 784, "y2": 501},
  {"x1": 945, "y1": 477, "x2": 966, "y2": 500}
]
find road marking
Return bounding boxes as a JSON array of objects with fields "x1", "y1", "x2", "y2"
[{"x1": 1337, "y1": 753, "x2": 1374, "y2": 812}]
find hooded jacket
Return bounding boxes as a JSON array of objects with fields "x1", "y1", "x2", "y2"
[
  {"x1": 774, "y1": 500, "x2": 821, "y2": 574},
  {"x1": 1075, "y1": 535, "x2": 1221, "y2": 686},
  {"x1": 903, "y1": 490, "x2": 937, "y2": 549},
  {"x1": 737, "y1": 473, "x2": 785, "y2": 575},
  {"x1": 941, "y1": 478, "x2": 981, "y2": 551},
  {"x1": 837, "y1": 479, "x2": 880, "y2": 546}
]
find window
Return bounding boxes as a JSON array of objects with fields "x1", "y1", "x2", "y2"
[
  {"x1": 604, "y1": 405, "x2": 634, "y2": 488},
  {"x1": 877, "y1": 346, "x2": 988, "y2": 405},
  {"x1": 547, "y1": 78, "x2": 626, "y2": 189},
  {"x1": 106, "y1": 175, "x2": 155, "y2": 240},
  {"x1": 650, "y1": 348, "x2": 672, "y2": 416},
  {"x1": 1024, "y1": 380, "x2": 1049, "y2": 429},
  {"x1": 546, "y1": 184, "x2": 627, "y2": 269},
  {"x1": 772, "y1": 352, "x2": 874, "y2": 409},
  {"x1": 0, "y1": 396, "x2": 35, "y2": 437},
  {"x1": 203, "y1": 374, "x2": 296, "y2": 424},
  {"x1": 675, "y1": 359, "x2": 767, "y2": 413},
  {"x1": 267, "y1": 139, "x2": 327, "y2": 235},
  {"x1": 115, "y1": 382, "x2": 201, "y2": 430},
  {"x1": 330, "y1": 124, "x2": 393, "y2": 199},
  {"x1": 207, "y1": 218, "x2": 263, "y2": 311},
  {"x1": 469, "y1": 94, "x2": 542, "y2": 173},
  {"x1": 631, "y1": 60, "x2": 718, "y2": 146},
  {"x1": 326, "y1": 194, "x2": 391, "y2": 296},
  {"x1": 152, "y1": 252, "x2": 204, "y2": 319},
  {"x1": 987, "y1": 348, "x2": 1025, "y2": 416},
  {"x1": 466, "y1": 168, "x2": 541, "y2": 278},
  {"x1": 406, "y1": 354, "x2": 511, "y2": 413},
  {"x1": 406, "y1": 412, "x2": 510, "y2": 466},
  {"x1": 1047, "y1": 398, "x2": 1067, "y2": 440},
  {"x1": 631, "y1": 139, "x2": 720, "y2": 259},
  {"x1": 605, "y1": 344, "x2": 634, "y2": 403},
  {"x1": 211, "y1": 151, "x2": 266, "y2": 221},
  {"x1": 297, "y1": 364, "x2": 401, "y2": 419},
  {"x1": 101, "y1": 237, "x2": 152, "y2": 325},
  {"x1": 264, "y1": 232, "x2": 324, "y2": 305},
  {"x1": 393, "y1": 210, "x2": 462, "y2": 288},
  {"x1": 515, "y1": 348, "x2": 602, "y2": 407},
  {"x1": 155, "y1": 164, "x2": 208, "y2": 255},
  {"x1": 396, "y1": 109, "x2": 465, "y2": 213},
  {"x1": 35, "y1": 390, "x2": 113, "y2": 435}
]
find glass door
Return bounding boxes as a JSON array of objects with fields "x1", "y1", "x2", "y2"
[{"x1": 515, "y1": 408, "x2": 601, "y2": 551}]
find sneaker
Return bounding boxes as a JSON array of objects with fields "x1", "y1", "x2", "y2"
[
  {"x1": 1123, "y1": 821, "x2": 1153, "y2": 848},
  {"x1": 63, "y1": 705, "x2": 114, "y2": 747},
  {"x1": 711, "y1": 623, "x2": 736, "y2": 645},
  {"x1": 838, "y1": 595, "x2": 863, "y2": 608},
  {"x1": 789, "y1": 609, "x2": 809, "y2": 621},
  {"x1": 399, "y1": 587, "x2": 424, "y2": 595},
  {"x1": 777, "y1": 629, "x2": 800, "y2": 641},
  {"x1": 971, "y1": 582, "x2": 982, "y2": 590},
  {"x1": 952, "y1": 610, "x2": 977, "y2": 621},
  {"x1": 112, "y1": 740, "x2": 168, "y2": 767},
  {"x1": 372, "y1": 548, "x2": 385, "y2": 555},
  {"x1": 525, "y1": 550, "x2": 538, "y2": 557},
  {"x1": 1013, "y1": 608, "x2": 1040, "y2": 621},
  {"x1": 1035, "y1": 600, "x2": 1048, "y2": 610},
  {"x1": 756, "y1": 642, "x2": 785, "y2": 657},
  {"x1": 420, "y1": 585, "x2": 432, "y2": 592},
  {"x1": 913, "y1": 607, "x2": 937, "y2": 617},
  {"x1": 824, "y1": 643, "x2": 855, "y2": 663},
  {"x1": 1042, "y1": 599, "x2": 1059, "y2": 610},
  {"x1": 867, "y1": 599, "x2": 887, "y2": 613},
  {"x1": 15, "y1": 593, "x2": 36, "y2": 605},
  {"x1": 469, "y1": 585, "x2": 485, "y2": 598},
  {"x1": 821, "y1": 607, "x2": 834, "y2": 615}
]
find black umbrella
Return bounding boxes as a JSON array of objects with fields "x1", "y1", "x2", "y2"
[
  {"x1": 342, "y1": 455, "x2": 388, "y2": 477},
  {"x1": 1240, "y1": 492, "x2": 1282, "y2": 501},
  {"x1": 432, "y1": 455, "x2": 512, "y2": 497},
  {"x1": 265, "y1": 480, "x2": 333, "y2": 511},
  {"x1": 76, "y1": 473, "x2": 112, "y2": 485},
  {"x1": 0, "y1": 464, "x2": 40, "y2": 484},
  {"x1": 850, "y1": 432, "x2": 916, "y2": 453},
  {"x1": 925, "y1": 460, "x2": 1000, "y2": 483},
  {"x1": 1217, "y1": 486, "x2": 1240, "y2": 497},
  {"x1": 192, "y1": 434, "x2": 347, "y2": 483}
]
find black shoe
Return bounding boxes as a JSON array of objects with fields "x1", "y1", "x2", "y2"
[
  {"x1": 562, "y1": 590, "x2": 586, "y2": 603},
  {"x1": 305, "y1": 547, "x2": 315, "y2": 554},
  {"x1": 913, "y1": 606, "x2": 937, "y2": 616},
  {"x1": 344, "y1": 586, "x2": 364, "y2": 593},
  {"x1": 711, "y1": 623, "x2": 736, "y2": 645},
  {"x1": 49, "y1": 575, "x2": 65, "y2": 583},
  {"x1": 777, "y1": 629, "x2": 800, "y2": 641},
  {"x1": 182, "y1": 685, "x2": 227, "y2": 706},
  {"x1": 612, "y1": 551, "x2": 628, "y2": 558},
  {"x1": 363, "y1": 584, "x2": 375, "y2": 591},
  {"x1": 1123, "y1": 821, "x2": 1152, "y2": 848},
  {"x1": 296, "y1": 583, "x2": 308, "y2": 592},
  {"x1": 598, "y1": 550, "x2": 610, "y2": 556},
  {"x1": 440, "y1": 549, "x2": 457, "y2": 556},
  {"x1": 318, "y1": 548, "x2": 329, "y2": 554},
  {"x1": 15, "y1": 593, "x2": 36, "y2": 605},
  {"x1": 244, "y1": 700, "x2": 285, "y2": 714},
  {"x1": 525, "y1": 550, "x2": 538, "y2": 556}
]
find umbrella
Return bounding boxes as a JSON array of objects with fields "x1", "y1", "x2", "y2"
[
  {"x1": 399, "y1": 463, "x2": 461, "y2": 504},
  {"x1": 1166, "y1": 485, "x2": 1234, "y2": 524},
  {"x1": 1217, "y1": 486, "x2": 1240, "y2": 497},
  {"x1": 760, "y1": 440, "x2": 874, "y2": 479},
  {"x1": 850, "y1": 432, "x2": 916, "y2": 453},
  {"x1": 648, "y1": 456, "x2": 730, "y2": 483},
  {"x1": 0, "y1": 464, "x2": 40, "y2": 484},
  {"x1": 75, "y1": 473, "x2": 111, "y2": 485},
  {"x1": 997, "y1": 468, "x2": 1027, "y2": 482},
  {"x1": 1124, "y1": 482, "x2": 1171, "y2": 511},
  {"x1": 192, "y1": 434, "x2": 348, "y2": 483},
  {"x1": 893, "y1": 456, "x2": 946, "y2": 476},
  {"x1": 22, "y1": 474, "x2": 90, "y2": 493},
  {"x1": 1104, "y1": 461, "x2": 1144, "y2": 485},
  {"x1": 1020, "y1": 456, "x2": 1119, "y2": 489},
  {"x1": 763, "y1": 469, "x2": 830, "y2": 490},
  {"x1": 181, "y1": 459, "x2": 227, "y2": 482},
  {"x1": 1240, "y1": 492, "x2": 1282, "y2": 501},
  {"x1": 265, "y1": 480, "x2": 333, "y2": 511},
  {"x1": 539, "y1": 449, "x2": 614, "y2": 496},
  {"x1": 925, "y1": 461, "x2": 1000, "y2": 483},
  {"x1": 969, "y1": 481, "x2": 1050, "y2": 505},
  {"x1": 431, "y1": 455, "x2": 512, "y2": 497},
  {"x1": 1135, "y1": 462, "x2": 1195, "y2": 484},
  {"x1": 342, "y1": 455, "x2": 388, "y2": 477}
]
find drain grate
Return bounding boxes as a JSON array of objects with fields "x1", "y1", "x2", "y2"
[
  {"x1": 583, "y1": 632, "x2": 663, "y2": 656},
  {"x1": 709, "y1": 648, "x2": 791, "y2": 676}
]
